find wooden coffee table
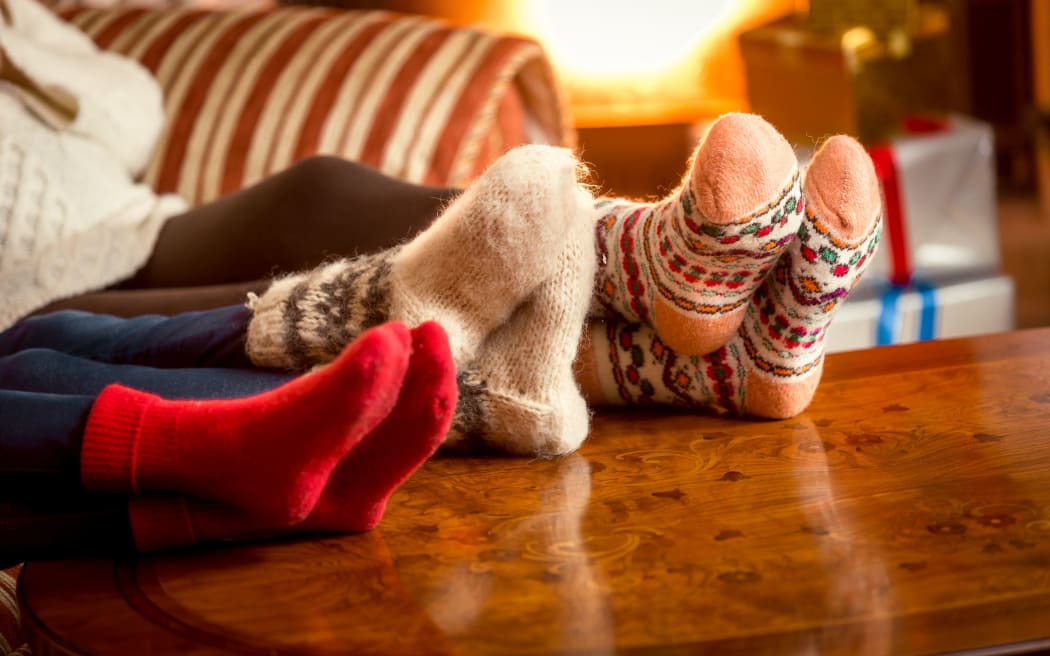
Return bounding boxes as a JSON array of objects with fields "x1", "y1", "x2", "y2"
[{"x1": 18, "y1": 329, "x2": 1050, "y2": 655}]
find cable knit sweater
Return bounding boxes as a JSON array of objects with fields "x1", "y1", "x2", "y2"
[{"x1": 0, "y1": 0, "x2": 187, "y2": 330}]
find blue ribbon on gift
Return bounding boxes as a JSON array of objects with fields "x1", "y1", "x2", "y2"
[{"x1": 876, "y1": 278, "x2": 937, "y2": 345}]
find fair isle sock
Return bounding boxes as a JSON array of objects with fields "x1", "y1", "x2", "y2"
[
  {"x1": 82, "y1": 322, "x2": 412, "y2": 525},
  {"x1": 445, "y1": 185, "x2": 597, "y2": 458},
  {"x1": 128, "y1": 322, "x2": 458, "y2": 552},
  {"x1": 739, "y1": 135, "x2": 882, "y2": 417},
  {"x1": 579, "y1": 135, "x2": 882, "y2": 419},
  {"x1": 593, "y1": 113, "x2": 802, "y2": 356},
  {"x1": 578, "y1": 318, "x2": 745, "y2": 412},
  {"x1": 246, "y1": 144, "x2": 586, "y2": 372}
]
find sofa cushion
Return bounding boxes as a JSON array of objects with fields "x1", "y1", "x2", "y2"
[
  {"x1": 60, "y1": 5, "x2": 573, "y2": 206},
  {"x1": 0, "y1": 566, "x2": 24, "y2": 656}
]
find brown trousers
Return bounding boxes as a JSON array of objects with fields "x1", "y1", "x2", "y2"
[{"x1": 36, "y1": 157, "x2": 458, "y2": 317}]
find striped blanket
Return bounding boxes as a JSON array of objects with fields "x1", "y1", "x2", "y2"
[{"x1": 0, "y1": 567, "x2": 24, "y2": 655}]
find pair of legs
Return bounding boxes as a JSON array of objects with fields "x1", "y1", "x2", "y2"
[
  {"x1": 34, "y1": 157, "x2": 458, "y2": 317},
  {"x1": 17, "y1": 113, "x2": 881, "y2": 457},
  {"x1": 2, "y1": 114, "x2": 882, "y2": 559},
  {"x1": 2, "y1": 145, "x2": 596, "y2": 563},
  {"x1": 0, "y1": 308, "x2": 456, "y2": 564},
  {"x1": 240, "y1": 115, "x2": 882, "y2": 449}
]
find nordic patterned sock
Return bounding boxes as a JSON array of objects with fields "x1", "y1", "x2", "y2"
[
  {"x1": 81, "y1": 322, "x2": 412, "y2": 525},
  {"x1": 592, "y1": 113, "x2": 802, "y2": 356},
  {"x1": 579, "y1": 135, "x2": 882, "y2": 419},
  {"x1": 246, "y1": 144, "x2": 586, "y2": 372},
  {"x1": 577, "y1": 317, "x2": 747, "y2": 412},
  {"x1": 127, "y1": 322, "x2": 457, "y2": 552},
  {"x1": 445, "y1": 185, "x2": 597, "y2": 457},
  {"x1": 739, "y1": 134, "x2": 882, "y2": 417}
]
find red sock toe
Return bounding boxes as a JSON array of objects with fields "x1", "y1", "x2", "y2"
[
  {"x1": 303, "y1": 320, "x2": 457, "y2": 533},
  {"x1": 83, "y1": 322, "x2": 413, "y2": 525}
]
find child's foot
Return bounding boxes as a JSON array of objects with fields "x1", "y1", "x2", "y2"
[
  {"x1": 246, "y1": 145, "x2": 586, "y2": 371},
  {"x1": 82, "y1": 322, "x2": 412, "y2": 525},
  {"x1": 127, "y1": 322, "x2": 458, "y2": 551},
  {"x1": 579, "y1": 135, "x2": 882, "y2": 418},
  {"x1": 593, "y1": 113, "x2": 802, "y2": 356}
]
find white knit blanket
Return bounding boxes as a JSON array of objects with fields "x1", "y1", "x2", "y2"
[{"x1": 0, "y1": 0, "x2": 187, "y2": 330}]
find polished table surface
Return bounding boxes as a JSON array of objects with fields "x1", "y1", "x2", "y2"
[{"x1": 19, "y1": 328, "x2": 1050, "y2": 655}]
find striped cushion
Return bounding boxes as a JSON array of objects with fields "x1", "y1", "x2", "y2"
[
  {"x1": 43, "y1": 0, "x2": 273, "y2": 10},
  {"x1": 61, "y1": 6, "x2": 573, "y2": 206},
  {"x1": 0, "y1": 566, "x2": 24, "y2": 656}
]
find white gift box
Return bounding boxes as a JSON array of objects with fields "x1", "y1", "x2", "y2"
[
  {"x1": 797, "y1": 114, "x2": 1000, "y2": 283},
  {"x1": 824, "y1": 274, "x2": 1016, "y2": 353}
]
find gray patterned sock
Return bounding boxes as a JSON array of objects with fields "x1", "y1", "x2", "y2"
[{"x1": 245, "y1": 145, "x2": 587, "y2": 371}]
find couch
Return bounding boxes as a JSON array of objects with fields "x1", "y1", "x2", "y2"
[{"x1": 0, "y1": 4, "x2": 571, "y2": 652}]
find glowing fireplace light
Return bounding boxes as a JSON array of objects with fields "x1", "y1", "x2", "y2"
[
  {"x1": 505, "y1": 0, "x2": 787, "y2": 126},
  {"x1": 451, "y1": 0, "x2": 798, "y2": 126},
  {"x1": 528, "y1": 0, "x2": 735, "y2": 78}
]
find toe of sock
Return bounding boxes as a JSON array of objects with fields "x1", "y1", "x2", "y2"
[
  {"x1": 692, "y1": 113, "x2": 797, "y2": 224},
  {"x1": 486, "y1": 144, "x2": 583, "y2": 212},
  {"x1": 481, "y1": 390, "x2": 590, "y2": 458},
  {"x1": 744, "y1": 363, "x2": 823, "y2": 420},
  {"x1": 804, "y1": 135, "x2": 881, "y2": 241},
  {"x1": 505, "y1": 145, "x2": 593, "y2": 240},
  {"x1": 332, "y1": 321, "x2": 412, "y2": 408}
]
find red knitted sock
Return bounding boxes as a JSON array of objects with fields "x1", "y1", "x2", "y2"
[
  {"x1": 302, "y1": 320, "x2": 457, "y2": 532},
  {"x1": 125, "y1": 322, "x2": 456, "y2": 552},
  {"x1": 82, "y1": 322, "x2": 412, "y2": 526}
]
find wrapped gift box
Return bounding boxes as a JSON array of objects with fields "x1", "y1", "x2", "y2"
[
  {"x1": 797, "y1": 114, "x2": 1000, "y2": 285},
  {"x1": 824, "y1": 273, "x2": 1015, "y2": 353},
  {"x1": 739, "y1": 5, "x2": 965, "y2": 144},
  {"x1": 866, "y1": 114, "x2": 1000, "y2": 283},
  {"x1": 807, "y1": 0, "x2": 916, "y2": 41}
]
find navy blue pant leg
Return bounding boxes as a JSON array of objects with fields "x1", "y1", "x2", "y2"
[
  {"x1": 0, "y1": 390, "x2": 132, "y2": 566},
  {"x1": 0, "y1": 308, "x2": 297, "y2": 561},
  {"x1": 0, "y1": 349, "x2": 293, "y2": 479},
  {"x1": 0, "y1": 305, "x2": 255, "y2": 368},
  {"x1": 0, "y1": 356, "x2": 294, "y2": 563},
  {"x1": 0, "y1": 305, "x2": 291, "y2": 481}
]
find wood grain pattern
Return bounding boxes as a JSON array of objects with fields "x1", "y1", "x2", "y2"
[{"x1": 20, "y1": 328, "x2": 1050, "y2": 655}]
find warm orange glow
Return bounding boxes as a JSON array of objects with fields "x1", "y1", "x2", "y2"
[
  {"x1": 507, "y1": 0, "x2": 800, "y2": 126},
  {"x1": 395, "y1": 0, "x2": 801, "y2": 127},
  {"x1": 526, "y1": 1, "x2": 734, "y2": 78}
]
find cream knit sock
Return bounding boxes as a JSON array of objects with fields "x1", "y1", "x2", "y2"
[
  {"x1": 246, "y1": 144, "x2": 585, "y2": 371},
  {"x1": 578, "y1": 135, "x2": 882, "y2": 419},
  {"x1": 445, "y1": 185, "x2": 597, "y2": 457},
  {"x1": 593, "y1": 113, "x2": 802, "y2": 356}
]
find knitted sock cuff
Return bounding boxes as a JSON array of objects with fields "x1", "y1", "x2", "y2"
[
  {"x1": 81, "y1": 385, "x2": 160, "y2": 494},
  {"x1": 127, "y1": 496, "x2": 197, "y2": 553},
  {"x1": 246, "y1": 253, "x2": 392, "y2": 371},
  {"x1": 244, "y1": 273, "x2": 305, "y2": 370},
  {"x1": 130, "y1": 400, "x2": 184, "y2": 494}
]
